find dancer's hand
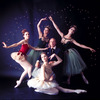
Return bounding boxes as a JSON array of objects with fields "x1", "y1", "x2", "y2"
[
  {"x1": 2, "y1": 42, "x2": 8, "y2": 48},
  {"x1": 35, "y1": 60, "x2": 40, "y2": 68},
  {"x1": 89, "y1": 48, "x2": 96, "y2": 53},
  {"x1": 41, "y1": 17, "x2": 47, "y2": 21},
  {"x1": 49, "y1": 61, "x2": 54, "y2": 64},
  {"x1": 49, "y1": 16, "x2": 53, "y2": 21},
  {"x1": 49, "y1": 53, "x2": 55, "y2": 60}
]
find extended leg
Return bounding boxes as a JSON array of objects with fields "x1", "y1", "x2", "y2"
[{"x1": 57, "y1": 86, "x2": 87, "y2": 94}]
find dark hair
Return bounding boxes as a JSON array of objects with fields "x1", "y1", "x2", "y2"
[
  {"x1": 70, "y1": 25, "x2": 77, "y2": 32},
  {"x1": 21, "y1": 29, "x2": 28, "y2": 35},
  {"x1": 40, "y1": 52, "x2": 47, "y2": 60}
]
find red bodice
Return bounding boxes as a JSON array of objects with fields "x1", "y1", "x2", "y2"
[{"x1": 18, "y1": 44, "x2": 29, "y2": 55}]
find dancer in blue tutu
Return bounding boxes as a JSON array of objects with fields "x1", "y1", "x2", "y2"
[
  {"x1": 27, "y1": 17, "x2": 50, "y2": 71},
  {"x1": 49, "y1": 16, "x2": 96, "y2": 84}
]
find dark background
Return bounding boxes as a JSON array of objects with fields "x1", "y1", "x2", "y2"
[{"x1": 0, "y1": 0, "x2": 99, "y2": 99}]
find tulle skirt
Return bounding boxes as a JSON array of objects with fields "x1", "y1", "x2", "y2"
[
  {"x1": 63, "y1": 48, "x2": 87, "y2": 76},
  {"x1": 27, "y1": 50, "x2": 43, "y2": 74},
  {"x1": 11, "y1": 52, "x2": 26, "y2": 62},
  {"x1": 11, "y1": 52, "x2": 33, "y2": 69},
  {"x1": 27, "y1": 50, "x2": 42, "y2": 66},
  {"x1": 27, "y1": 77, "x2": 58, "y2": 90}
]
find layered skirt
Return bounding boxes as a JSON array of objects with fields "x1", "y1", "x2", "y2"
[
  {"x1": 27, "y1": 50, "x2": 43, "y2": 76},
  {"x1": 63, "y1": 48, "x2": 87, "y2": 76},
  {"x1": 27, "y1": 77, "x2": 58, "y2": 90},
  {"x1": 11, "y1": 52, "x2": 26, "y2": 62},
  {"x1": 27, "y1": 50, "x2": 42, "y2": 67}
]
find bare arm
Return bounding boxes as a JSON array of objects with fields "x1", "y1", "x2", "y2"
[
  {"x1": 29, "y1": 45, "x2": 48, "y2": 51},
  {"x1": 49, "y1": 16, "x2": 64, "y2": 38},
  {"x1": 72, "y1": 39, "x2": 96, "y2": 52},
  {"x1": 50, "y1": 54, "x2": 62, "y2": 67},
  {"x1": 2, "y1": 40, "x2": 25, "y2": 49},
  {"x1": 40, "y1": 65, "x2": 45, "y2": 81},
  {"x1": 37, "y1": 17, "x2": 47, "y2": 39}
]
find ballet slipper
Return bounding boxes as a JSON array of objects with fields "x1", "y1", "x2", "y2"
[
  {"x1": 35, "y1": 89, "x2": 40, "y2": 92},
  {"x1": 84, "y1": 79, "x2": 89, "y2": 84},
  {"x1": 82, "y1": 76, "x2": 89, "y2": 84},
  {"x1": 14, "y1": 80, "x2": 21, "y2": 88},
  {"x1": 75, "y1": 89, "x2": 87, "y2": 94},
  {"x1": 84, "y1": 78, "x2": 89, "y2": 84}
]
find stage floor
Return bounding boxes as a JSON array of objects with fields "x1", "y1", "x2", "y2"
[{"x1": 0, "y1": 74, "x2": 99, "y2": 100}]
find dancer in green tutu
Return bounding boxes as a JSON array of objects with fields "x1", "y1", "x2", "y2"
[
  {"x1": 49, "y1": 16, "x2": 96, "y2": 84},
  {"x1": 27, "y1": 17, "x2": 50, "y2": 74}
]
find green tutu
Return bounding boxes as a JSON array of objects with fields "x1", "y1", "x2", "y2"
[
  {"x1": 63, "y1": 48, "x2": 87, "y2": 76},
  {"x1": 27, "y1": 50, "x2": 42, "y2": 68},
  {"x1": 27, "y1": 38, "x2": 49, "y2": 77}
]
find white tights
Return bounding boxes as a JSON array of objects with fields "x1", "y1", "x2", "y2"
[{"x1": 14, "y1": 60, "x2": 33, "y2": 88}]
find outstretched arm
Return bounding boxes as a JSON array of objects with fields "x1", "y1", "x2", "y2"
[
  {"x1": 2, "y1": 40, "x2": 25, "y2": 49},
  {"x1": 37, "y1": 17, "x2": 47, "y2": 39},
  {"x1": 72, "y1": 39, "x2": 96, "y2": 52},
  {"x1": 29, "y1": 45, "x2": 48, "y2": 51},
  {"x1": 50, "y1": 53, "x2": 62, "y2": 67},
  {"x1": 49, "y1": 16, "x2": 64, "y2": 38}
]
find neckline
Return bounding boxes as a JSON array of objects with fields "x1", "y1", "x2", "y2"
[
  {"x1": 63, "y1": 37, "x2": 72, "y2": 40},
  {"x1": 22, "y1": 44, "x2": 28, "y2": 45}
]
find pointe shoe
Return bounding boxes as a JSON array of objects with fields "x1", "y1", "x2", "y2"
[
  {"x1": 75, "y1": 89, "x2": 87, "y2": 94},
  {"x1": 35, "y1": 89, "x2": 40, "y2": 92},
  {"x1": 84, "y1": 80, "x2": 89, "y2": 84},
  {"x1": 82, "y1": 76, "x2": 89, "y2": 84},
  {"x1": 14, "y1": 80, "x2": 21, "y2": 88},
  {"x1": 35, "y1": 89, "x2": 44, "y2": 93}
]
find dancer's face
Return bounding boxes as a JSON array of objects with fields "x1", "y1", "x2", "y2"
[
  {"x1": 68, "y1": 27, "x2": 76, "y2": 34},
  {"x1": 23, "y1": 32, "x2": 30, "y2": 40},
  {"x1": 43, "y1": 27, "x2": 49, "y2": 37},
  {"x1": 41, "y1": 53, "x2": 48, "y2": 62}
]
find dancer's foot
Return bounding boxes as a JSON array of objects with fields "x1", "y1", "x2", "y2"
[
  {"x1": 82, "y1": 76, "x2": 89, "y2": 84},
  {"x1": 75, "y1": 89, "x2": 87, "y2": 94},
  {"x1": 35, "y1": 89, "x2": 40, "y2": 92},
  {"x1": 14, "y1": 80, "x2": 21, "y2": 88}
]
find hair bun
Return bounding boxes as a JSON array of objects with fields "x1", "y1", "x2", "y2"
[
  {"x1": 21, "y1": 29, "x2": 27, "y2": 34},
  {"x1": 45, "y1": 25, "x2": 51, "y2": 30}
]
